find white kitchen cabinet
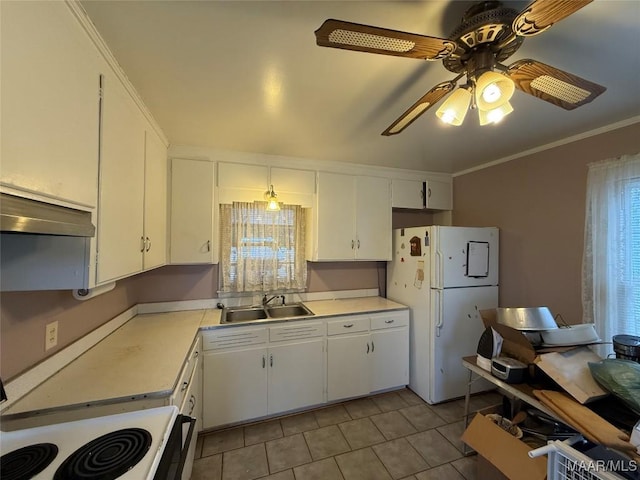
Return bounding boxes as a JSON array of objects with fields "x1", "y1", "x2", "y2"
[
  {"x1": 392, "y1": 179, "x2": 426, "y2": 209},
  {"x1": 326, "y1": 312, "x2": 409, "y2": 402},
  {"x1": 308, "y1": 172, "x2": 391, "y2": 261},
  {"x1": 142, "y1": 129, "x2": 168, "y2": 270},
  {"x1": 425, "y1": 178, "x2": 453, "y2": 210},
  {"x1": 170, "y1": 159, "x2": 216, "y2": 264},
  {"x1": 269, "y1": 167, "x2": 315, "y2": 207},
  {"x1": 1, "y1": 1, "x2": 101, "y2": 209},
  {"x1": 96, "y1": 73, "x2": 146, "y2": 284}
]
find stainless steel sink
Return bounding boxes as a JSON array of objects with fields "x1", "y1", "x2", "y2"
[
  {"x1": 220, "y1": 302, "x2": 314, "y2": 324},
  {"x1": 266, "y1": 303, "x2": 313, "y2": 319}
]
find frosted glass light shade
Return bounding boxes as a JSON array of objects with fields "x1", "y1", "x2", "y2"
[
  {"x1": 265, "y1": 185, "x2": 281, "y2": 211},
  {"x1": 476, "y1": 71, "x2": 515, "y2": 110},
  {"x1": 478, "y1": 101, "x2": 514, "y2": 125},
  {"x1": 435, "y1": 88, "x2": 472, "y2": 126}
]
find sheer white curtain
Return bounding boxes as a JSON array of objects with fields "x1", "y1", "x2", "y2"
[
  {"x1": 582, "y1": 152, "x2": 640, "y2": 356},
  {"x1": 219, "y1": 202, "x2": 307, "y2": 293}
]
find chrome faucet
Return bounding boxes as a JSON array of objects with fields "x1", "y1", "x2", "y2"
[{"x1": 262, "y1": 294, "x2": 285, "y2": 306}]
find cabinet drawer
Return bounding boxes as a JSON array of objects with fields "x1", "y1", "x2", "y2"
[
  {"x1": 202, "y1": 327, "x2": 268, "y2": 351},
  {"x1": 327, "y1": 317, "x2": 369, "y2": 335},
  {"x1": 370, "y1": 312, "x2": 409, "y2": 330},
  {"x1": 270, "y1": 321, "x2": 323, "y2": 342}
]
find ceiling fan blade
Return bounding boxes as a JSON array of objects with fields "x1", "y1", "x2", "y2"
[
  {"x1": 315, "y1": 19, "x2": 456, "y2": 60},
  {"x1": 513, "y1": 0, "x2": 592, "y2": 36},
  {"x1": 505, "y1": 59, "x2": 605, "y2": 110},
  {"x1": 381, "y1": 82, "x2": 455, "y2": 136}
]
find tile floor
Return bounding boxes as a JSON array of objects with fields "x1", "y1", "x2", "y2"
[{"x1": 191, "y1": 388, "x2": 503, "y2": 480}]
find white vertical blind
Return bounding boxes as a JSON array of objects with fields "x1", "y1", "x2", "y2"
[
  {"x1": 583, "y1": 153, "x2": 640, "y2": 356},
  {"x1": 219, "y1": 202, "x2": 307, "y2": 293}
]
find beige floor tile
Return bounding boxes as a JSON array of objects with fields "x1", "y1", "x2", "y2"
[
  {"x1": 371, "y1": 391, "x2": 409, "y2": 412},
  {"x1": 281, "y1": 412, "x2": 319, "y2": 436},
  {"x1": 428, "y1": 400, "x2": 465, "y2": 424},
  {"x1": 338, "y1": 417, "x2": 386, "y2": 450},
  {"x1": 406, "y1": 429, "x2": 462, "y2": 467},
  {"x1": 258, "y1": 470, "x2": 295, "y2": 480},
  {"x1": 191, "y1": 453, "x2": 222, "y2": 480},
  {"x1": 293, "y1": 457, "x2": 345, "y2": 480},
  {"x1": 436, "y1": 420, "x2": 466, "y2": 453},
  {"x1": 397, "y1": 388, "x2": 425, "y2": 406},
  {"x1": 244, "y1": 420, "x2": 283, "y2": 446},
  {"x1": 344, "y1": 398, "x2": 382, "y2": 419},
  {"x1": 335, "y1": 447, "x2": 392, "y2": 480},
  {"x1": 370, "y1": 411, "x2": 418, "y2": 440},
  {"x1": 202, "y1": 428, "x2": 244, "y2": 456},
  {"x1": 222, "y1": 444, "x2": 269, "y2": 480},
  {"x1": 399, "y1": 405, "x2": 447, "y2": 431},
  {"x1": 303, "y1": 425, "x2": 351, "y2": 460},
  {"x1": 314, "y1": 405, "x2": 351, "y2": 427},
  {"x1": 372, "y1": 438, "x2": 429, "y2": 479},
  {"x1": 195, "y1": 434, "x2": 204, "y2": 459},
  {"x1": 451, "y1": 456, "x2": 477, "y2": 480},
  {"x1": 265, "y1": 433, "x2": 312, "y2": 473},
  {"x1": 415, "y1": 463, "x2": 465, "y2": 480}
]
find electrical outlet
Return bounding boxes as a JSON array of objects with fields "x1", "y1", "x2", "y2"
[{"x1": 45, "y1": 321, "x2": 58, "y2": 351}]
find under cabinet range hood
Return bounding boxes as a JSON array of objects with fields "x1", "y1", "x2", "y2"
[{"x1": 0, "y1": 193, "x2": 95, "y2": 237}]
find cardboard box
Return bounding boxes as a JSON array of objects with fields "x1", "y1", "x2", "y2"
[{"x1": 462, "y1": 413, "x2": 547, "y2": 480}]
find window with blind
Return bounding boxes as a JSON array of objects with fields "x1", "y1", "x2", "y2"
[
  {"x1": 583, "y1": 153, "x2": 640, "y2": 356},
  {"x1": 219, "y1": 202, "x2": 307, "y2": 293}
]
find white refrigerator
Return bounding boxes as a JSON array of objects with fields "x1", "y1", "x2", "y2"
[{"x1": 387, "y1": 226, "x2": 498, "y2": 404}]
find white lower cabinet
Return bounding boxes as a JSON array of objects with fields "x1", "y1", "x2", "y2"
[{"x1": 327, "y1": 332, "x2": 371, "y2": 401}]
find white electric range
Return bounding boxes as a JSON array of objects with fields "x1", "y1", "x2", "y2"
[{"x1": 0, "y1": 405, "x2": 192, "y2": 480}]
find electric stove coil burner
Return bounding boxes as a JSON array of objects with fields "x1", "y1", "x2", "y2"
[
  {"x1": 53, "y1": 428, "x2": 152, "y2": 480},
  {"x1": 1, "y1": 442, "x2": 59, "y2": 480}
]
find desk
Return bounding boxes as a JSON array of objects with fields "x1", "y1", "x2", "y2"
[{"x1": 462, "y1": 355, "x2": 558, "y2": 424}]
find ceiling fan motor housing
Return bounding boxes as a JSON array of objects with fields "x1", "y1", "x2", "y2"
[{"x1": 443, "y1": 1, "x2": 523, "y2": 75}]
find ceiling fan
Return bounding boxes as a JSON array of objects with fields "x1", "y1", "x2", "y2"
[{"x1": 314, "y1": 0, "x2": 606, "y2": 135}]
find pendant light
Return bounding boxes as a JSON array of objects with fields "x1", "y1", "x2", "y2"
[
  {"x1": 264, "y1": 185, "x2": 280, "y2": 211},
  {"x1": 478, "y1": 101, "x2": 514, "y2": 126},
  {"x1": 435, "y1": 86, "x2": 472, "y2": 126},
  {"x1": 475, "y1": 71, "x2": 515, "y2": 111}
]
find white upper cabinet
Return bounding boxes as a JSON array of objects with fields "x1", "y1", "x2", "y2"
[
  {"x1": 308, "y1": 172, "x2": 391, "y2": 261},
  {"x1": 170, "y1": 159, "x2": 216, "y2": 264},
  {"x1": 392, "y1": 179, "x2": 425, "y2": 209},
  {"x1": 425, "y1": 178, "x2": 453, "y2": 210},
  {"x1": 143, "y1": 129, "x2": 168, "y2": 270},
  {"x1": 217, "y1": 162, "x2": 314, "y2": 207},
  {"x1": 1, "y1": 1, "x2": 101, "y2": 208},
  {"x1": 96, "y1": 73, "x2": 146, "y2": 284}
]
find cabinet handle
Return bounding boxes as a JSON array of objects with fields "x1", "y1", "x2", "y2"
[
  {"x1": 366, "y1": 343, "x2": 370, "y2": 354},
  {"x1": 343, "y1": 323, "x2": 354, "y2": 328},
  {"x1": 194, "y1": 351, "x2": 199, "y2": 358},
  {"x1": 262, "y1": 356, "x2": 266, "y2": 368},
  {"x1": 145, "y1": 237, "x2": 151, "y2": 252},
  {"x1": 206, "y1": 240, "x2": 211, "y2": 252},
  {"x1": 385, "y1": 319, "x2": 395, "y2": 324},
  {"x1": 428, "y1": 188, "x2": 432, "y2": 198},
  {"x1": 140, "y1": 236, "x2": 145, "y2": 253},
  {"x1": 351, "y1": 240, "x2": 355, "y2": 249},
  {"x1": 357, "y1": 239, "x2": 360, "y2": 249},
  {"x1": 270, "y1": 354, "x2": 273, "y2": 367},
  {"x1": 188, "y1": 395, "x2": 196, "y2": 415},
  {"x1": 181, "y1": 381, "x2": 189, "y2": 392},
  {"x1": 371, "y1": 341, "x2": 375, "y2": 352}
]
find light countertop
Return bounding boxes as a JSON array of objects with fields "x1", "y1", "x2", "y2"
[{"x1": 4, "y1": 297, "x2": 407, "y2": 418}]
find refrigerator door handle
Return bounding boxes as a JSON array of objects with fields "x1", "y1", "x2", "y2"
[
  {"x1": 433, "y1": 249, "x2": 443, "y2": 289},
  {"x1": 434, "y1": 290, "x2": 444, "y2": 337}
]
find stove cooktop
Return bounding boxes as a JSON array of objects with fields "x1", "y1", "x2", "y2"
[{"x1": 0, "y1": 406, "x2": 178, "y2": 480}]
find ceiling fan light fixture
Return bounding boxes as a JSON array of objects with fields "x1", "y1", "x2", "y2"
[
  {"x1": 475, "y1": 70, "x2": 515, "y2": 110},
  {"x1": 264, "y1": 185, "x2": 280, "y2": 211},
  {"x1": 435, "y1": 87, "x2": 471, "y2": 126},
  {"x1": 478, "y1": 101, "x2": 514, "y2": 125}
]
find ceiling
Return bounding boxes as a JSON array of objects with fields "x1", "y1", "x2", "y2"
[{"x1": 80, "y1": 0, "x2": 640, "y2": 174}]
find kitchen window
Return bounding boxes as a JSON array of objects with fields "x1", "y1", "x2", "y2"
[
  {"x1": 582, "y1": 152, "x2": 640, "y2": 355},
  {"x1": 219, "y1": 202, "x2": 307, "y2": 293}
]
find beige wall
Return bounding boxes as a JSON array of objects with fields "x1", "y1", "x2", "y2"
[{"x1": 453, "y1": 122, "x2": 640, "y2": 323}]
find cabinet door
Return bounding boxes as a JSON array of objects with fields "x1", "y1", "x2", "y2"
[
  {"x1": 314, "y1": 172, "x2": 355, "y2": 260},
  {"x1": 392, "y1": 179, "x2": 425, "y2": 209},
  {"x1": 1, "y1": 1, "x2": 100, "y2": 208},
  {"x1": 370, "y1": 328, "x2": 409, "y2": 392},
  {"x1": 170, "y1": 159, "x2": 215, "y2": 264},
  {"x1": 143, "y1": 129, "x2": 167, "y2": 270},
  {"x1": 97, "y1": 74, "x2": 145, "y2": 284},
  {"x1": 218, "y1": 162, "x2": 268, "y2": 203},
  {"x1": 355, "y1": 176, "x2": 391, "y2": 260},
  {"x1": 268, "y1": 339, "x2": 324, "y2": 414},
  {"x1": 327, "y1": 333, "x2": 371, "y2": 401},
  {"x1": 202, "y1": 347, "x2": 268, "y2": 429},
  {"x1": 269, "y1": 167, "x2": 315, "y2": 207},
  {"x1": 425, "y1": 179, "x2": 452, "y2": 210}
]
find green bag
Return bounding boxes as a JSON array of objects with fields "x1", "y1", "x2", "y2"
[{"x1": 588, "y1": 359, "x2": 640, "y2": 415}]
